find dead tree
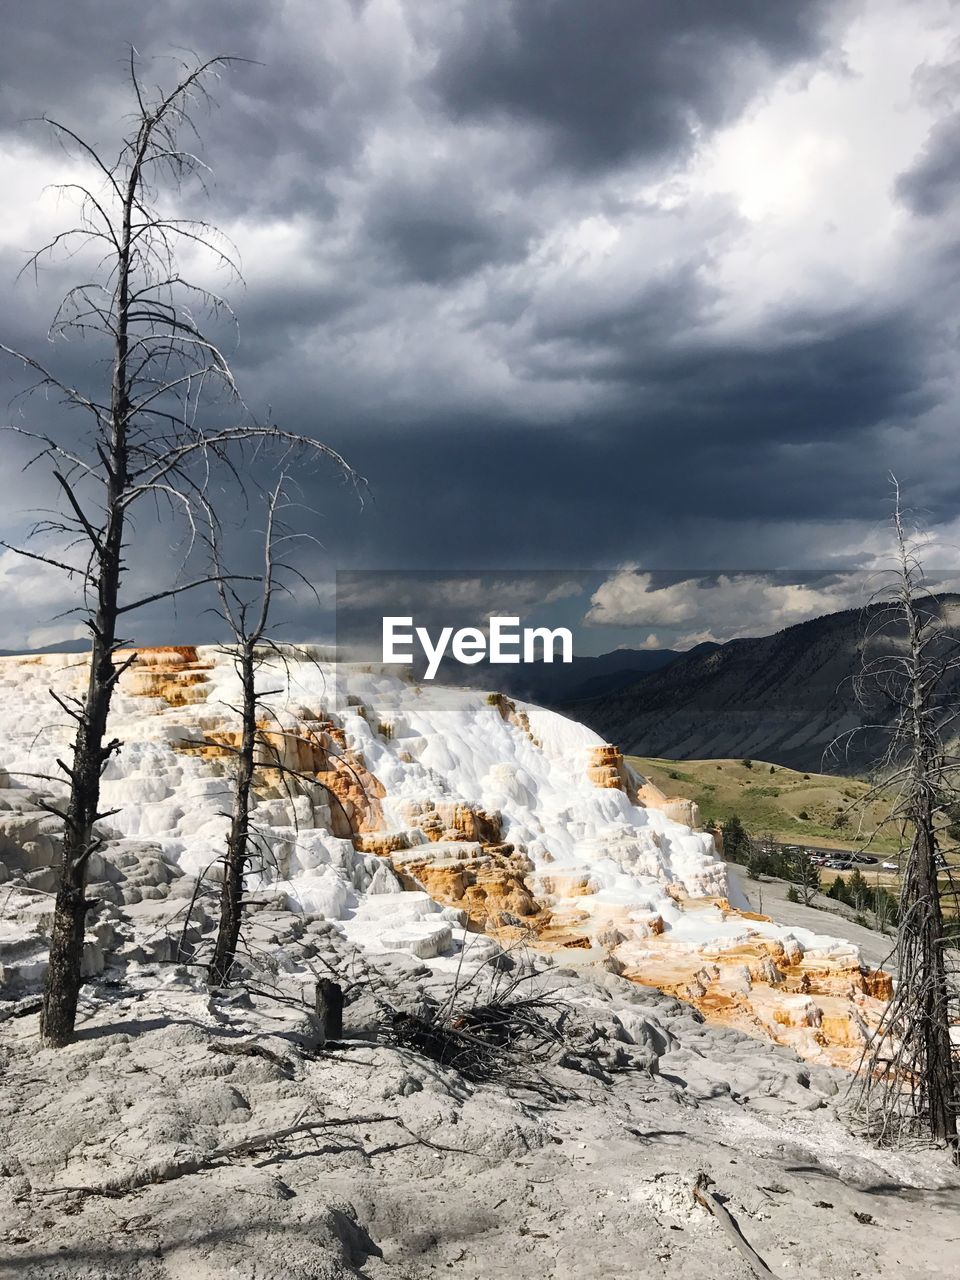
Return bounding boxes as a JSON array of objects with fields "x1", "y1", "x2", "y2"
[
  {"x1": 791, "y1": 847, "x2": 821, "y2": 907},
  {"x1": 195, "y1": 486, "x2": 370, "y2": 991},
  {"x1": 848, "y1": 486, "x2": 959, "y2": 1155},
  {"x1": 206, "y1": 479, "x2": 298, "y2": 988},
  {"x1": 1, "y1": 55, "x2": 355, "y2": 1046},
  {"x1": 202, "y1": 478, "x2": 361, "y2": 995}
]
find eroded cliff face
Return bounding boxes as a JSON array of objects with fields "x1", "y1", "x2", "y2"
[
  {"x1": 0, "y1": 647, "x2": 891, "y2": 1069},
  {"x1": 113, "y1": 646, "x2": 214, "y2": 706},
  {"x1": 356, "y1": 839, "x2": 890, "y2": 1068},
  {"x1": 612, "y1": 918, "x2": 891, "y2": 1068},
  {"x1": 586, "y1": 744, "x2": 702, "y2": 830}
]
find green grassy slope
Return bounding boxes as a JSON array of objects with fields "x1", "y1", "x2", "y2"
[{"x1": 629, "y1": 755, "x2": 903, "y2": 855}]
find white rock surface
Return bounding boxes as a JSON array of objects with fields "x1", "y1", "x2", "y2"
[
  {"x1": 0, "y1": 649, "x2": 957, "y2": 1278},
  {"x1": 0, "y1": 648, "x2": 744, "y2": 978},
  {"x1": 0, "y1": 952, "x2": 957, "y2": 1280}
]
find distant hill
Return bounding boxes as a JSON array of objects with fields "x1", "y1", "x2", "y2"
[
  {"x1": 631, "y1": 755, "x2": 902, "y2": 854},
  {"x1": 0, "y1": 640, "x2": 89, "y2": 657},
  {"x1": 567, "y1": 597, "x2": 960, "y2": 774},
  {"x1": 552, "y1": 643, "x2": 720, "y2": 702},
  {"x1": 432, "y1": 645, "x2": 701, "y2": 705}
]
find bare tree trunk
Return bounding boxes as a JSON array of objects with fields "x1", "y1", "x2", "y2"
[
  {"x1": 898, "y1": 510, "x2": 957, "y2": 1148},
  {"x1": 850, "y1": 484, "x2": 959, "y2": 1155},
  {"x1": 41, "y1": 632, "x2": 120, "y2": 1044},
  {"x1": 39, "y1": 133, "x2": 136, "y2": 1046},
  {"x1": 209, "y1": 645, "x2": 257, "y2": 987},
  {"x1": 204, "y1": 478, "x2": 336, "y2": 988},
  {"x1": 314, "y1": 979, "x2": 344, "y2": 1046},
  {"x1": 4, "y1": 56, "x2": 358, "y2": 1044},
  {"x1": 905, "y1": 781, "x2": 956, "y2": 1144}
]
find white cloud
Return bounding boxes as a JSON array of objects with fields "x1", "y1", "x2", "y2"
[
  {"x1": 0, "y1": 545, "x2": 85, "y2": 648},
  {"x1": 686, "y1": 0, "x2": 956, "y2": 322},
  {"x1": 584, "y1": 570, "x2": 878, "y2": 644}
]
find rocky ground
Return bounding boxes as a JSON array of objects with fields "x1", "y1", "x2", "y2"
[
  {"x1": 1, "y1": 909, "x2": 958, "y2": 1280},
  {"x1": 1, "y1": 651, "x2": 957, "y2": 1278}
]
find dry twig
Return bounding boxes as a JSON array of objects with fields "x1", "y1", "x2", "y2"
[{"x1": 692, "y1": 1174, "x2": 781, "y2": 1279}]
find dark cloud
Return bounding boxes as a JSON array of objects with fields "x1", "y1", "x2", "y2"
[
  {"x1": 0, "y1": 3, "x2": 269, "y2": 143},
  {"x1": 0, "y1": 1, "x2": 958, "y2": 650},
  {"x1": 0, "y1": 3, "x2": 378, "y2": 225},
  {"x1": 896, "y1": 113, "x2": 960, "y2": 215},
  {"x1": 428, "y1": 0, "x2": 833, "y2": 173},
  {"x1": 514, "y1": 258, "x2": 721, "y2": 384},
  {"x1": 621, "y1": 309, "x2": 933, "y2": 440},
  {"x1": 281, "y1": 374, "x2": 941, "y2": 583},
  {"x1": 363, "y1": 167, "x2": 534, "y2": 284}
]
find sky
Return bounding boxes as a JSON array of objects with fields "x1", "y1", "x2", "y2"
[{"x1": 1, "y1": 0, "x2": 960, "y2": 652}]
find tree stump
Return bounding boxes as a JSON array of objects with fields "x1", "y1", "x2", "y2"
[{"x1": 315, "y1": 978, "x2": 343, "y2": 1045}]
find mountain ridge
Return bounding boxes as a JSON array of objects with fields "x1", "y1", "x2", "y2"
[{"x1": 566, "y1": 595, "x2": 960, "y2": 774}]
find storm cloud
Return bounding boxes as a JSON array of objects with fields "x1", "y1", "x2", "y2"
[
  {"x1": 429, "y1": 0, "x2": 835, "y2": 172},
  {"x1": 0, "y1": 0, "x2": 959, "y2": 650}
]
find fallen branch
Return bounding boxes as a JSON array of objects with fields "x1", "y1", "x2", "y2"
[
  {"x1": 693, "y1": 1174, "x2": 781, "y2": 1279},
  {"x1": 40, "y1": 1114, "x2": 399, "y2": 1201},
  {"x1": 207, "y1": 1040, "x2": 294, "y2": 1074}
]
